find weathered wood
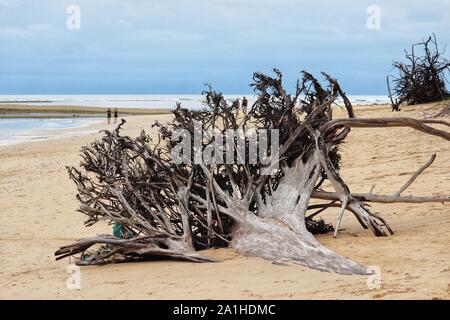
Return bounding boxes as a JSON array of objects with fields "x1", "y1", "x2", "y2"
[
  {"x1": 388, "y1": 34, "x2": 450, "y2": 110},
  {"x1": 434, "y1": 105, "x2": 450, "y2": 118},
  {"x1": 56, "y1": 69, "x2": 450, "y2": 275}
]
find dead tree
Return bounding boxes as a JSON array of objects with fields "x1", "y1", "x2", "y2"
[
  {"x1": 56, "y1": 70, "x2": 450, "y2": 275},
  {"x1": 388, "y1": 34, "x2": 450, "y2": 111}
]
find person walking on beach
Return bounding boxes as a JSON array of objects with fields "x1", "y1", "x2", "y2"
[
  {"x1": 234, "y1": 98, "x2": 241, "y2": 118},
  {"x1": 107, "y1": 108, "x2": 112, "y2": 124},
  {"x1": 113, "y1": 108, "x2": 119, "y2": 124},
  {"x1": 242, "y1": 96, "x2": 248, "y2": 116}
]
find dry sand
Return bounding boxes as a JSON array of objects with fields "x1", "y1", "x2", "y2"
[{"x1": 0, "y1": 103, "x2": 449, "y2": 300}]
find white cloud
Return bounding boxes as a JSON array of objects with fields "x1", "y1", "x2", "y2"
[
  {"x1": 0, "y1": 24, "x2": 51, "y2": 37},
  {"x1": 0, "y1": 0, "x2": 19, "y2": 8}
]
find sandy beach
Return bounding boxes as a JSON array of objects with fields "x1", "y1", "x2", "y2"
[
  {"x1": 0, "y1": 102, "x2": 449, "y2": 300},
  {"x1": 0, "y1": 104, "x2": 172, "y2": 117}
]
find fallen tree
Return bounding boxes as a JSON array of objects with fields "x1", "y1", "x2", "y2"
[
  {"x1": 387, "y1": 34, "x2": 450, "y2": 111},
  {"x1": 56, "y1": 70, "x2": 450, "y2": 275}
]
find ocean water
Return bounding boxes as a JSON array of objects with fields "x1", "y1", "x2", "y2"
[
  {"x1": 0, "y1": 94, "x2": 390, "y2": 147},
  {"x1": 0, "y1": 117, "x2": 101, "y2": 146},
  {"x1": 0, "y1": 94, "x2": 390, "y2": 110}
]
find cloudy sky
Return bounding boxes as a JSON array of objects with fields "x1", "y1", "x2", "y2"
[{"x1": 0, "y1": 0, "x2": 448, "y2": 94}]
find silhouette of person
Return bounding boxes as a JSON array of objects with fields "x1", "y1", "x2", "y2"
[
  {"x1": 107, "y1": 108, "x2": 112, "y2": 124},
  {"x1": 113, "y1": 108, "x2": 119, "y2": 124},
  {"x1": 234, "y1": 98, "x2": 241, "y2": 117},
  {"x1": 242, "y1": 96, "x2": 248, "y2": 116}
]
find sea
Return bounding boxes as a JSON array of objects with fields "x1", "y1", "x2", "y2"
[
  {"x1": 0, "y1": 94, "x2": 389, "y2": 109},
  {"x1": 0, "y1": 117, "x2": 100, "y2": 146},
  {"x1": 0, "y1": 94, "x2": 389, "y2": 146}
]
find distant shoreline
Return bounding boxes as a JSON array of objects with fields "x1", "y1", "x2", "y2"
[
  {"x1": 0, "y1": 102, "x2": 399, "y2": 119},
  {"x1": 0, "y1": 104, "x2": 172, "y2": 118}
]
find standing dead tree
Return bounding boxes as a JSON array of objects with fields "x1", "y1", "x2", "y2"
[
  {"x1": 56, "y1": 70, "x2": 450, "y2": 275},
  {"x1": 388, "y1": 34, "x2": 450, "y2": 111}
]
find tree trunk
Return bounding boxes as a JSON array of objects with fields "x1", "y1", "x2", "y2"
[
  {"x1": 230, "y1": 213, "x2": 369, "y2": 274},
  {"x1": 229, "y1": 152, "x2": 369, "y2": 275}
]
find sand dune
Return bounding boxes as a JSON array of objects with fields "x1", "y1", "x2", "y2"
[{"x1": 0, "y1": 103, "x2": 449, "y2": 299}]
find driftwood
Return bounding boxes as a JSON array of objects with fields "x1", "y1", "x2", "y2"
[
  {"x1": 56, "y1": 70, "x2": 450, "y2": 275},
  {"x1": 434, "y1": 104, "x2": 450, "y2": 118},
  {"x1": 388, "y1": 34, "x2": 450, "y2": 111}
]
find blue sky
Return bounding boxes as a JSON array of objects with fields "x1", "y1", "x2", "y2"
[{"x1": 0, "y1": 0, "x2": 448, "y2": 94}]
